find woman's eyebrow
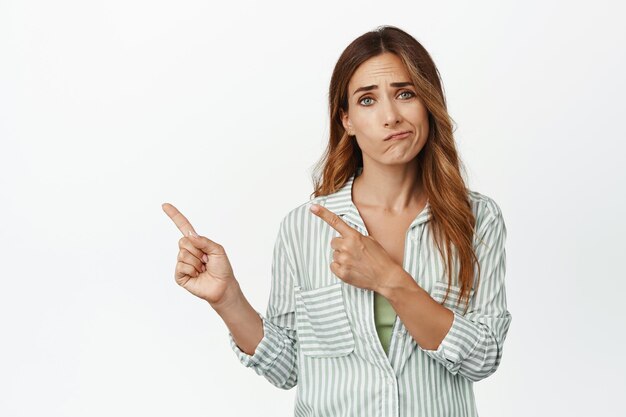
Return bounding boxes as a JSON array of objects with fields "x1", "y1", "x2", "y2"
[{"x1": 352, "y1": 81, "x2": 414, "y2": 96}]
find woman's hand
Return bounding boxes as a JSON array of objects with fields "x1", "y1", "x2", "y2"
[
  {"x1": 308, "y1": 203, "x2": 402, "y2": 292},
  {"x1": 162, "y1": 202, "x2": 238, "y2": 306}
]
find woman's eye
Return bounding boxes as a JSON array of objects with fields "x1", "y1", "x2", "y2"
[{"x1": 358, "y1": 91, "x2": 415, "y2": 106}]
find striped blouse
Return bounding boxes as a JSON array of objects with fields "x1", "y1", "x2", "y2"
[{"x1": 228, "y1": 169, "x2": 512, "y2": 417}]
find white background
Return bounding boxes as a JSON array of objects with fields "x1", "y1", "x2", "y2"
[{"x1": 2, "y1": 0, "x2": 625, "y2": 416}]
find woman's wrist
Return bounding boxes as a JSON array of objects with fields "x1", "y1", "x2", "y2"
[{"x1": 208, "y1": 280, "x2": 244, "y2": 315}]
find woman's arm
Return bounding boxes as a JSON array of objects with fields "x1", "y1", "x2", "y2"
[
  {"x1": 211, "y1": 282, "x2": 264, "y2": 356},
  {"x1": 380, "y1": 204, "x2": 512, "y2": 382},
  {"x1": 220, "y1": 219, "x2": 299, "y2": 390}
]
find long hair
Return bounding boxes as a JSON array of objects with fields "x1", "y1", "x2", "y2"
[{"x1": 310, "y1": 25, "x2": 480, "y2": 311}]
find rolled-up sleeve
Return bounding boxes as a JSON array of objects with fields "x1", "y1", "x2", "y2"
[
  {"x1": 420, "y1": 203, "x2": 512, "y2": 382},
  {"x1": 228, "y1": 218, "x2": 298, "y2": 390}
]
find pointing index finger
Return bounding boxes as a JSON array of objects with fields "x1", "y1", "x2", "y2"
[
  {"x1": 162, "y1": 202, "x2": 197, "y2": 236},
  {"x1": 309, "y1": 203, "x2": 359, "y2": 237}
]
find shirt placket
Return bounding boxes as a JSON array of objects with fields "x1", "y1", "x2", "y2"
[{"x1": 342, "y1": 206, "x2": 401, "y2": 417}]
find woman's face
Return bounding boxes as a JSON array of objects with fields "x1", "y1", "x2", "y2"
[{"x1": 341, "y1": 52, "x2": 429, "y2": 168}]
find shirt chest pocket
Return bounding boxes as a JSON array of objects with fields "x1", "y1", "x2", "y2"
[
  {"x1": 294, "y1": 282, "x2": 356, "y2": 358},
  {"x1": 431, "y1": 281, "x2": 475, "y2": 316}
]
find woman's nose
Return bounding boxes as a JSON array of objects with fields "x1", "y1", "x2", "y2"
[{"x1": 382, "y1": 99, "x2": 402, "y2": 127}]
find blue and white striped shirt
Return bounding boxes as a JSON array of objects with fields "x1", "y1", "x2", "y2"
[{"x1": 228, "y1": 169, "x2": 512, "y2": 417}]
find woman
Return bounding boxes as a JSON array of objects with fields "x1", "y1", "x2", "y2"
[{"x1": 163, "y1": 25, "x2": 512, "y2": 417}]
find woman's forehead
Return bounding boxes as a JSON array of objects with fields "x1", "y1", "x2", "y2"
[{"x1": 349, "y1": 54, "x2": 410, "y2": 93}]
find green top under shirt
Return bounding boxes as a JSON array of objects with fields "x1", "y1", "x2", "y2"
[{"x1": 374, "y1": 291, "x2": 397, "y2": 355}]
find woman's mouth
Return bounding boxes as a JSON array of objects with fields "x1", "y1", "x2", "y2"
[{"x1": 385, "y1": 131, "x2": 411, "y2": 141}]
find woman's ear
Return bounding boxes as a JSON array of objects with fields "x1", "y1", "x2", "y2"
[{"x1": 340, "y1": 109, "x2": 351, "y2": 132}]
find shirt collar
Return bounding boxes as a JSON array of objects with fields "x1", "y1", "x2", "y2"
[{"x1": 323, "y1": 167, "x2": 432, "y2": 234}]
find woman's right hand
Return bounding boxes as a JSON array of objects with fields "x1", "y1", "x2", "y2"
[{"x1": 162, "y1": 202, "x2": 238, "y2": 306}]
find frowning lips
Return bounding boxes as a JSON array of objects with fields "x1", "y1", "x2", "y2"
[{"x1": 384, "y1": 130, "x2": 412, "y2": 140}]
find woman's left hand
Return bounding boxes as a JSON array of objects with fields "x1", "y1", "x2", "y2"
[{"x1": 309, "y1": 203, "x2": 401, "y2": 292}]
